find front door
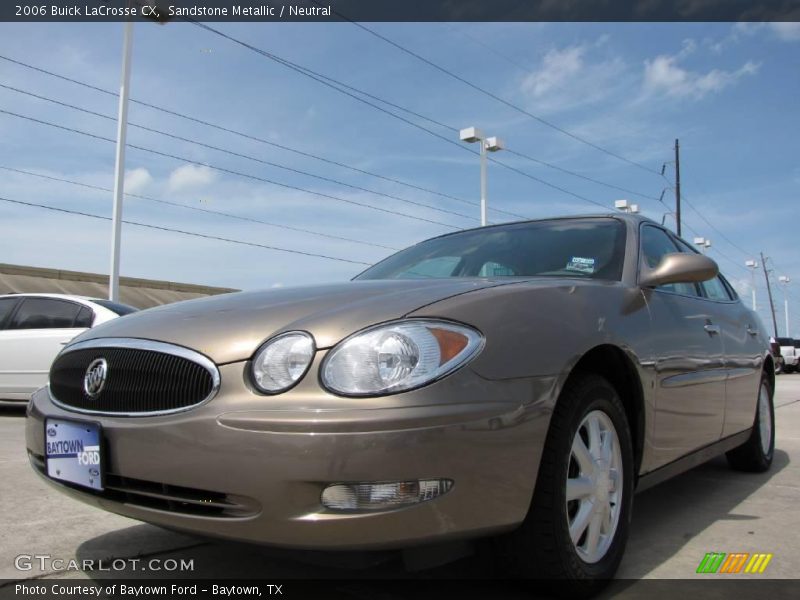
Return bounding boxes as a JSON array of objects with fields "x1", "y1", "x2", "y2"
[{"x1": 640, "y1": 225, "x2": 726, "y2": 467}]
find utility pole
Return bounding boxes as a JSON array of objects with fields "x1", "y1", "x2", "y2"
[
  {"x1": 674, "y1": 139, "x2": 681, "y2": 237},
  {"x1": 761, "y1": 252, "x2": 779, "y2": 338}
]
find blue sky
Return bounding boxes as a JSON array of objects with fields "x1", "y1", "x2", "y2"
[{"x1": 0, "y1": 21, "x2": 798, "y2": 334}]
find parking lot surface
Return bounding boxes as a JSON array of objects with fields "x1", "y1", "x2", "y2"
[{"x1": 2, "y1": 376, "x2": 799, "y2": 586}]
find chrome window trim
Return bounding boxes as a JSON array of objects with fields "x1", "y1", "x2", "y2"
[{"x1": 49, "y1": 337, "x2": 221, "y2": 417}]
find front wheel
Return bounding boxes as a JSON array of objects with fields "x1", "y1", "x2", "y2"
[
  {"x1": 726, "y1": 374, "x2": 774, "y2": 472},
  {"x1": 500, "y1": 373, "x2": 634, "y2": 596}
]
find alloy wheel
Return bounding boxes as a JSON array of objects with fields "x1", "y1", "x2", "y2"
[
  {"x1": 758, "y1": 382, "x2": 772, "y2": 455},
  {"x1": 566, "y1": 410, "x2": 623, "y2": 564}
]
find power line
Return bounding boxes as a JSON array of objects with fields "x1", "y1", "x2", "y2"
[
  {"x1": 0, "y1": 82, "x2": 478, "y2": 223},
  {"x1": 659, "y1": 165, "x2": 759, "y2": 264},
  {"x1": 505, "y1": 148, "x2": 665, "y2": 205},
  {"x1": 0, "y1": 165, "x2": 400, "y2": 251},
  {"x1": 487, "y1": 158, "x2": 611, "y2": 212},
  {"x1": 3, "y1": 39, "x2": 648, "y2": 220},
  {"x1": 338, "y1": 19, "x2": 663, "y2": 176},
  {"x1": 444, "y1": 24, "x2": 537, "y2": 75},
  {"x1": 0, "y1": 195, "x2": 372, "y2": 266},
  {"x1": 184, "y1": 24, "x2": 667, "y2": 215},
  {"x1": 0, "y1": 108, "x2": 464, "y2": 229},
  {"x1": 0, "y1": 54, "x2": 486, "y2": 212}
]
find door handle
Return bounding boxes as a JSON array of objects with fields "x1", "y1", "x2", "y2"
[
  {"x1": 704, "y1": 324, "x2": 720, "y2": 335},
  {"x1": 746, "y1": 326, "x2": 758, "y2": 337}
]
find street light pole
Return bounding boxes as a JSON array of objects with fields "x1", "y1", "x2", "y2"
[
  {"x1": 779, "y1": 276, "x2": 791, "y2": 336},
  {"x1": 109, "y1": 19, "x2": 134, "y2": 302},
  {"x1": 479, "y1": 138, "x2": 487, "y2": 227},
  {"x1": 460, "y1": 127, "x2": 504, "y2": 226},
  {"x1": 745, "y1": 259, "x2": 758, "y2": 311}
]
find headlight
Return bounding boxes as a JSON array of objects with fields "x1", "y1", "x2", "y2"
[
  {"x1": 250, "y1": 331, "x2": 315, "y2": 394},
  {"x1": 321, "y1": 319, "x2": 483, "y2": 396}
]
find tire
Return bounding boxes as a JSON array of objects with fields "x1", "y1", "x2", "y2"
[
  {"x1": 499, "y1": 373, "x2": 634, "y2": 597},
  {"x1": 726, "y1": 373, "x2": 775, "y2": 472}
]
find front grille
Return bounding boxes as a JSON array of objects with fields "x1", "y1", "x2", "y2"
[
  {"x1": 49, "y1": 339, "x2": 219, "y2": 415},
  {"x1": 29, "y1": 452, "x2": 258, "y2": 518}
]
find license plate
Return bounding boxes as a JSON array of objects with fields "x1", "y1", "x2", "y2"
[{"x1": 45, "y1": 418, "x2": 104, "y2": 491}]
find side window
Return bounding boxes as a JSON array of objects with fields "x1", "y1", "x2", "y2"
[
  {"x1": 0, "y1": 298, "x2": 20, "y2": 329},
  {"x1": 672, "y1": 237, "x2": 734, "y2": 302},
  {"x1": 700, "y1": 276, "x2": 732, "y2": 301},
  {"x1": 640, "y1": 226, "x2": 699, "y2": 296},
  {"x1": 74, "y1": 306, "x2": 94, "y2": 328},
  {"x1": 8, "y1": 298, "x2": 83, "y2": 330},
  {"x1": 720, "y1": 275, "x2": 739, "y2": 301}
]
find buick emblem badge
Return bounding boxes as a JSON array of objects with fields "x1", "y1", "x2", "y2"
[{"x1": 84, "y1": 358, "x2": 108, "y2": 399}]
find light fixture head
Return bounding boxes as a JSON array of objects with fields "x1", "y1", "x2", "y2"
[
  {"x1": 459, "y1": 127, "x2": 483, "y2": 143},
  {"x1": 745, "y1": 260, "x2": 757, "y2": 268},
  {"x1": 614, "y1": 199, "x2": 629, "y2": 211},
  {"x1": 485, "y1": 136, "x2": 505, "y2": 152},
  {"x1": 693, "y1": 237, "x2": 706, "y2": 246}
]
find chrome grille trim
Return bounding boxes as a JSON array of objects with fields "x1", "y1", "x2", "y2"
[{"x1": 49, "y1": 337, "x2": 221, "y2": 417}]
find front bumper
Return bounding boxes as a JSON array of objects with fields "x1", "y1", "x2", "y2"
[{"x1": 26, "y1": 361, "x2": 554, "y2": 550}]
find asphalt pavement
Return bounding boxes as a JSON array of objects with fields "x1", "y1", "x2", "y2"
[{"x1": 1, "y1": 376, "x2": 799, "y2": 586}]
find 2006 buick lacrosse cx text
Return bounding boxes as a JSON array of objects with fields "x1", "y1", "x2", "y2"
[{"x1": 25, "y1": 215, "x2": 776, "y2": 595}]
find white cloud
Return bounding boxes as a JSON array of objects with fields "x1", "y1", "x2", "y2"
[
  {"x1": 518, "y1": 40, "x2": 628, "y2": 114},
  {"x1": 770, "y1": 22, "x2": 800, "y2": 42},
  {"x1": 521, "y1": 46, "x2": 585, "y2": 99},
  {"x1": 716, "y1": 22, "x2": 800, "y2": 47},
  {"x1": 167, "y1": 164, "x2": 216, "y2": 192},
  {"x1": 124, "y1": 167, "x2": 152, "y2": 194},
  {"x1": 642, "y1": 52, "x2": 760, "y2": 100}
]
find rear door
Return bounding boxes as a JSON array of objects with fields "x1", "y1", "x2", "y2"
[
  {"x1": 640, "y1": 225, "x2": 727, "y2": 466},
  {"x1": 697, "y1": 275, "x2": 766, "y2": 437},
  {"x1": 0, "y1": 297, "x2": 91, "y2": 397}
]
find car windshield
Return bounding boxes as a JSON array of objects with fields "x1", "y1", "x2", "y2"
[
  {"x1": 777, "y1": 337, "x2": 794, "y2": 346},
  {"x1": 356, "y1": 218, "x2": 627, "y2": 281},
  {"x1": 90, "y1": 299, "x2": 139, "y2": 316}
]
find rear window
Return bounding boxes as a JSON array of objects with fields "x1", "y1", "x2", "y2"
[
  {"x1": 8, "y1": 298, "x2": 83, "y2": 329},
  {"x1": 90, "y1": 299, "x2": 138, "y2": 316}
]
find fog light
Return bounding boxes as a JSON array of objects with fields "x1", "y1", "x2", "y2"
[{"x1": 321, "y1": 479, "x2": 453, "y2": 511}]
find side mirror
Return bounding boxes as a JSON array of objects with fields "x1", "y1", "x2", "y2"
[{"x1": 639, "y1": 252, "x2": 718, "y2": 288}]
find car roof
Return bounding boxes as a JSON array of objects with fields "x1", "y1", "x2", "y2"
[{"x1": 0, "y1": 292, "x2": 101, "y2": 304}]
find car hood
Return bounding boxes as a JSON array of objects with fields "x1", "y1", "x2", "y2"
[{"x1": 73, "y1": 279, "x2": 519, "y2": 364}]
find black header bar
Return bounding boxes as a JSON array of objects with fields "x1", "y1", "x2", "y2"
[{"x1": 3, "y1": 0, "x2": 800, "y2": 23}]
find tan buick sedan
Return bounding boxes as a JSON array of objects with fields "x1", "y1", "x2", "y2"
[{"x1": 26, "y1": 214, "x2": 774, "y2": 593}]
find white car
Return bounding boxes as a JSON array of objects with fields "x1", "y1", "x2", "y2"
[
  {"x1": 776, "y1": 337, "x2": 799, "y2": 373},
  {"x1": 0, "y1": 294, "x2": 137, "y2": 403}
]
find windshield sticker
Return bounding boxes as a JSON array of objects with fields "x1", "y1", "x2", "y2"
[{"x1": 566, "y1": 256, "x2": 596, "y2": 274}]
